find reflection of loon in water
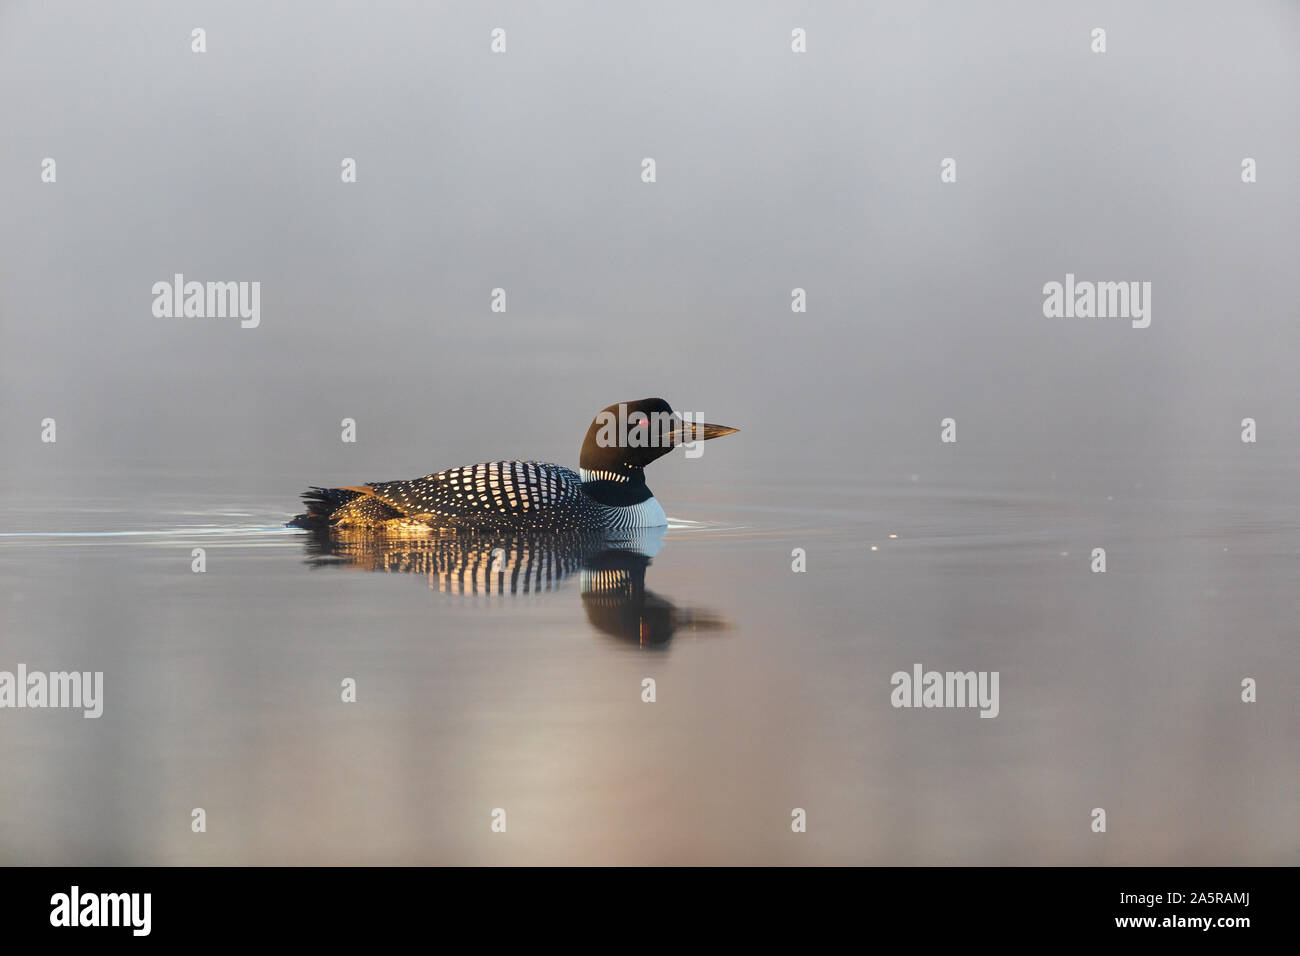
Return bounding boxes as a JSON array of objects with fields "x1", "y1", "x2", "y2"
[{"x1": 300, "y1": 525, "x2": 727, "y2": 649}]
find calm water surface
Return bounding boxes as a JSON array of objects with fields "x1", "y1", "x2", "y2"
[
  {"x1": 0, "y1": 457, "x2": 1293, "y2": 865},
  {"x1": 3, "y1": 0, "x2": 1298, "y2": 867}
]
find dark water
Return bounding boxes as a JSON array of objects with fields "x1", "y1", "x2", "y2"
[{"x1": 1, "y1": 453, "x2": 1293, "y2": 865}]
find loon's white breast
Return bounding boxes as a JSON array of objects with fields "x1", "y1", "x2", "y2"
[{"x1": 615, "y1": 495, "x2": 667, "y2": 529}]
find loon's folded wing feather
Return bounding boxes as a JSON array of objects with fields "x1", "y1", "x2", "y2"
[{"x1": 366, "y1": 461, "x2": 583, "y2": 523}]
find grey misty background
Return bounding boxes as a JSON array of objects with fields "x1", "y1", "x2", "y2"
[
  {"x1": 0, "y1": 1, "x2": 1298, "y2": 867},
  {"x1": 1, "y1": 0, "x2": 1298, "y2": 497}
]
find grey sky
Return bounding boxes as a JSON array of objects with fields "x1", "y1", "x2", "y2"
[{"x1": 2, "y1": 0, "x2": 1297, "y2": 490}]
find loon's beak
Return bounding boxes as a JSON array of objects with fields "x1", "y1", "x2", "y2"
[{"x1": 670, "y1": 421, "x2": 740, "y2": 445}]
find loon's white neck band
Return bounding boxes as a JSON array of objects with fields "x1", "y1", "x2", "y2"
[{"x1": 580, "y1": 467, "x2": 629, "y2": 484}]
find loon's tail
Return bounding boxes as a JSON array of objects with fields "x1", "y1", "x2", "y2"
[{"x1": 287, "y1": 486, "x2": 369, "y2": 530}]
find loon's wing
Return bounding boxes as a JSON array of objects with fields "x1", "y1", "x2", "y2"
[{"x1": 366, "y1": 461, "x2": 583, "y2": 523}]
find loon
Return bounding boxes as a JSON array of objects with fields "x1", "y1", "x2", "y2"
[{"x1": 288, "y1": 398, "x2": 738, "y2": 533}]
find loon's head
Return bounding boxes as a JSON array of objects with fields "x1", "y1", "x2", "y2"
[{"x1": 578, "y1": 398, "x2": 738, "y2": 490}]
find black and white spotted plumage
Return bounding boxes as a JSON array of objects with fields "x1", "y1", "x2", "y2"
[
  {"x1": 293, "y1": 461, "x2": 663, "y2": 533},
  {"x1": 369, "y1": 461, "x2": 615, "y2": 533},
  {"x1": 287, "y1": 397, "x2": 737, "y2": 533}
]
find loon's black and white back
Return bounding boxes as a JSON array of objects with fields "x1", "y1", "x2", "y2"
[{"x1": 288, "y1": 398, "x2": 737, "y2": 533}]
